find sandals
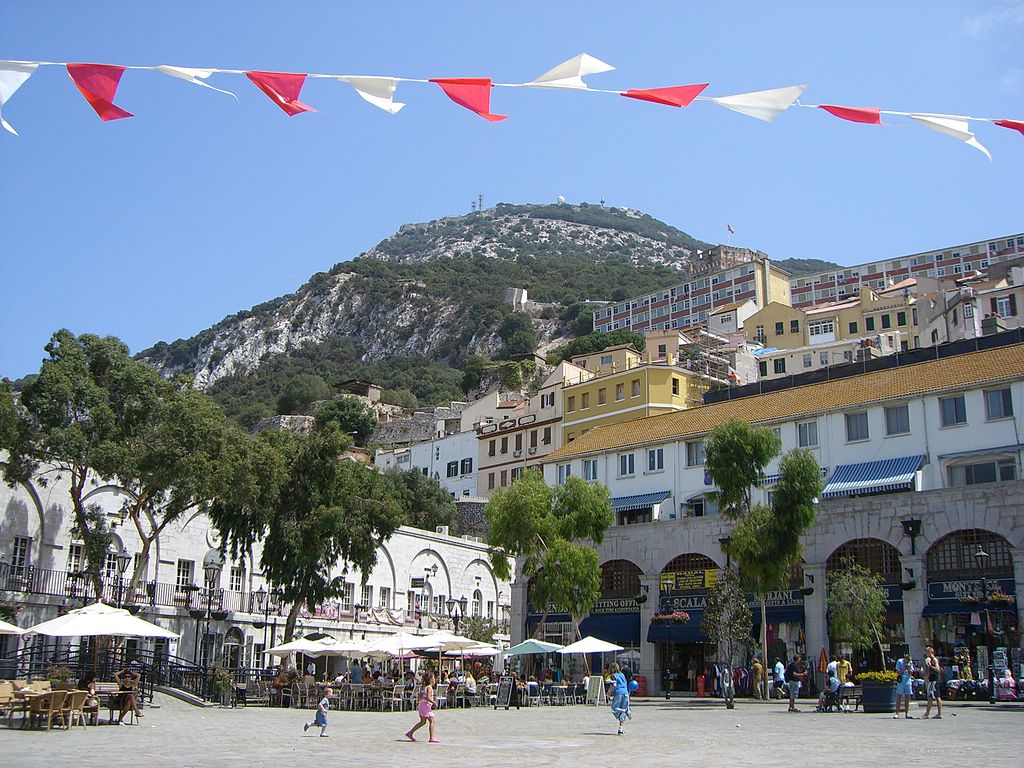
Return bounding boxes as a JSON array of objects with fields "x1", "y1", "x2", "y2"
[{"x1": 404, "y1": 731, "x2": 416, "y2": 742}]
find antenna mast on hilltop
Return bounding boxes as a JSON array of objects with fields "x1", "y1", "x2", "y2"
[{"x1": 478, "y1": 193, "x2": 484, "y2": 211}]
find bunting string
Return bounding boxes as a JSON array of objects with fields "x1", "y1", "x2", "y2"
[{"x1": 0, "y1": 53, "x2": 1020, "y2": 159}]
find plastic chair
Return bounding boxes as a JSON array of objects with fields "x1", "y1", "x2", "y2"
[
  {"x1": 434, "y1": 683, "x2": 448, "y2": 709},
  {"x1": 381, "y1": 684, "x2": 405, "y2": 712}
]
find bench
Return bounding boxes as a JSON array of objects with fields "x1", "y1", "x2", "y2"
[{"x1": 840, "y1": 685, "x2": 862, "y2": 711}]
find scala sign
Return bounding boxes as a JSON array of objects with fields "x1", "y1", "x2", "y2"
[{"x1": 658, "y1": 589, "x2": 807, "y2": 614}]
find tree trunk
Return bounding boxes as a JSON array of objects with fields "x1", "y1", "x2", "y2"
[
  {"x1": 760, "y1": 594, "x2": 768, "y2": 700},
  {"x1": 69, "y1": 471, "x2": 106, "y2": 601},
  {"x1": 872, "y1": 620, "x2": 887, "y2": 671},
  {"x1": 279, "y1": 600, "x2": 302, "y2": 670}
]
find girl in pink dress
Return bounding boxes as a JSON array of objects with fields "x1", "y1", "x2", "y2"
[{"x1": 405, "y1": 671, "x2": 439, "y2": 744}]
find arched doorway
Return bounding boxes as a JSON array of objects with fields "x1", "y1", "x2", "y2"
[
  {"x1": 578, "y1": 560, "x2": 643, "y2": 676},
  {"x1": 223, "y1": 627, "x2": 244, "y2": 669},
  {"x1": 924, "y1": 529, "x2": 1019, "y2": 678},
  {"x1": 652, "y1": 553, "x2": 719, "y2": 692},
  {"x1": 826, "y1": 538, "x2": 904, "y2": 671}
]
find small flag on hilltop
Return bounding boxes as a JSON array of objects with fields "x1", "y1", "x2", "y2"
[{"x1": 727, "y1": 224, "x2": 735, "y2": 234}]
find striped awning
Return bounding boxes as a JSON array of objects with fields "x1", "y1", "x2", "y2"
[
  {"x1": 821, "y1": 455, "x2": 925, "y2": 499},
  {"x1": 762, "y1": 466, "x2": 829, "y2": 486},
  {"x1": 611, "y1": 490, "x2": 670, "y2": 513}
]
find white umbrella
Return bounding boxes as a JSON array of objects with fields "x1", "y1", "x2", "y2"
[
  {"x1": 417, "y1": 631, "x2": 480, "y2": 651},
  {"x1": 557, "y1": 636, "x2": 624, "y2": 655},
  {"x1": 444, "y1": 643, "x2": 499, "y2": 657},
  {"x1": 309, "y1": 637, "x2": 370, "y2": 658},
  {"x1": 365, "y1": 630, "x2": 436, "y2": 657},
  {"x1": 25, "y1": 602, "x2": 178, "y2": 639},
  {"x1": 505, "y1": 639, "x2": 563, "y2": 656},
  {"x1": 0, "y1": 618, "x2": 25, "y2": 635}
]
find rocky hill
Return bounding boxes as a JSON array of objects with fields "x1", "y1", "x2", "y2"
[{"x1": 138, "y1": 203, "x2": 837, "y2": 424}]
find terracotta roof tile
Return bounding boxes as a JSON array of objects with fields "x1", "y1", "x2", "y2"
[{"x1": 546, "y1": 343, "x2": 1024, "y2": 461}]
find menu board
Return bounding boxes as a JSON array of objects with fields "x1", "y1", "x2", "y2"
[{"x1": 495, "y1": 676, "x2": 514, "y2": 710}]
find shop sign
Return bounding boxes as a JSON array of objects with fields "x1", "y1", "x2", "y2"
[
  {"x1": 927, "y1": 578, "x2": 1015, "y2": 602},
  {"x1": 590, "y1": 597, "x2": 640, "y2": 614},
  {"x1": 660, "y1": 594, "x2": 707, "y2": 613},
  {"x1": 748, "y1": 589, "x2": 805, "y2": 608},
  {"x1": 660, "y1": 568, "x2": 719, "y2": 593}
]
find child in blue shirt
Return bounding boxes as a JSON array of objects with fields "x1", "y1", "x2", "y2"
[{"x1": 607, "y1": 663, "x2": 631, "y2": 735}]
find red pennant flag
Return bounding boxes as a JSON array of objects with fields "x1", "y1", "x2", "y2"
[
  {"x1": 994, "y1": 119, "x2": 1024, "y2": 137},
  {"x1": 66, "y1": 63, "x2": 133, "y2": 121},
  {"x1": 429, "y1": 78, "x2": 506, "y2": 121},
  {"x1": 621, "y1": 84, "x2": 708, "y2": 108},
  {"x1": 818, "y1": 104, "x2": 882, "y2": 125},
  {"x1": 245, "y1": 71, "x2": 316, "y2": 116}
]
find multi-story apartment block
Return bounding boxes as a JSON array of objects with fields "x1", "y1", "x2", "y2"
[
  {"x1": 523, "y1": 335, "x2": 1024, "y2": 694},
  {"x1": 592, "y1": 257, "x2": 791, "y2": 335},
  {"x1": 790, "y1": 233, "x2": 1024, "y2": 309},
  {"x1": 374, "y1": 429, "x2": 479, "y2": 498},
  {"x1": 922, "y1": 258, "x2": 1024, "y2": 346},
  {"x1": 754, "y1": 331, "x2": 903, "y2": 380}
]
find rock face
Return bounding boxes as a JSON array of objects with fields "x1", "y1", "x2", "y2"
[{"x1": 138, "y1": 203, "x2": 720, "y2": 389}]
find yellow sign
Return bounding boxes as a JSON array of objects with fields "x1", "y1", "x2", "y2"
[{"x1": 660, "y1": 569, "x2": 719, "y2": 593}]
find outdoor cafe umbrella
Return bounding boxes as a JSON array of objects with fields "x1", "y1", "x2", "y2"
[
  {"x1": 505, "y1": 639, "x2": 563, "y2": 656},
  {"x1": 557, "y1": 636, "x2": 624, "y2": 675},
  {"x1": 25, "y1": 601, "x2": 178, "y2": 639},
  {"x1": 0, "y1": 617, "x2": 25, "y2": 635}
]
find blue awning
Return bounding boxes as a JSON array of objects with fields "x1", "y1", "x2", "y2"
[
  {"x1": 647, "y1": 616, "x2": 707, "y2": 644},
  {"x1": 580, "y1": 612, "x2": 640, "y2": 646},
  {"x1": 821, "y1": 455, "x2": 925, "y2": 499},
  {"x1": 611, "y1": 490, "x2": 670, "y2": 513},
  {"x1": 753, "y1": 606, "x2": 805, "y2": 624},
  {"x1": 762, "y1": 466, "x2": 829, "y2": 486}
]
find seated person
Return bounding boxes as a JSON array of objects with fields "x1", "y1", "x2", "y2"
[
  {"x1": 77, "y1": 673, "x2": 100, "y2": 724},
  {"x1": 270, "y1": 668, "x2": 291, "y2": 703},
  {"x1": 816, "y1": 674, "x2": 843, "y2": 711},
  {"x1": 402, "y1": 670, "x2": 417, "y2": 689},
  {"x1": 464, "y1": 670, "x2": 477, "y2": 695},
  {"x1": 114, "y1": 666, "x2": 143, "y2": 721}
]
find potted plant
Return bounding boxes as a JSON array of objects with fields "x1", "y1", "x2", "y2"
[
  {"x1": 46, "y1": 665, "x2": 75, "y2": 689},
  {"x1": 211, "y1": 665, "x2": 236, "y2": 707},
  {"x1": 652, "y1": 611, "x2": 691, "y2": 625},
  {"x1": 855, "y1": 670, "x2": 899, "y2": 713}
]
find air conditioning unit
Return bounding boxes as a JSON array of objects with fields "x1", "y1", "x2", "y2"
[
  {"x1": 513, "y1": 450, "x2": 523, "y2": 458},
  {"x1": 527, "y1": 447, "x2": 537, "y2": 455},
  {"x1": 435, "y1": 525, "x2": 450, "y2": 536}
]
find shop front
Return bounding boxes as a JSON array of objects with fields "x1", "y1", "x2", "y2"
[{"x1": 650, "y1": 555, "x2": 718, "y2": 692}]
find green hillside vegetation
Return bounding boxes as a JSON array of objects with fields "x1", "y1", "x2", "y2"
[{"x1": 775, "y1": 257, "x2": 843, "y2": 277}]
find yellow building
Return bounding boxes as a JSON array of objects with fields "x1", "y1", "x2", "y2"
[
  {"x1": 561, "y1": 351, "x2": 708, "y2": 445},
  {"x1": 746, "y1": 284, "x2": 923, "y2": 351}
]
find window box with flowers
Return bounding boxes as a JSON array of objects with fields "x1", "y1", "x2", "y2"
[{"x1": 651, "y1": 611, "x2": 691, "y2": 625}]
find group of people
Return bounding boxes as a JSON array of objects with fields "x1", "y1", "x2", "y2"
[{"x1": 73, "y1": 665, "x2": 143, "y2": 725}]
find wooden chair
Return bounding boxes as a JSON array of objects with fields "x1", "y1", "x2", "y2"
[
  {"x1": 61, "y1": 690, "x2": 89, "y2": 729},
  {"x1": 28, "y1": 691, "x2": 67, "y2": 730}
]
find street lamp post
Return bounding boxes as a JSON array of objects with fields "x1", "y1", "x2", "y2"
[
  {"x1": 114, "y1": 546, "x2": 132, "y2": 609},
  {"x1": 973, "y1": 545, "x2": 996, "y2": 705},
  {"x1": 446, "y1": 595, "x2": 469, "y2": 633}
]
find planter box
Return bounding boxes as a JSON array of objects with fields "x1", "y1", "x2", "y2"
[{"x1": 861, "y1": 681, "x2": 897, "y2": 713}]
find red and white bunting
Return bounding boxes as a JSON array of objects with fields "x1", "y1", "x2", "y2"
[
  {"x1": 818, "y1": 104, "x2": 882, "y2": 125},
  {"x1": 709, "y1": 84, "x2": 807, "y2": 122},
  {"x1": 67, "y1": 63, "x2": 133, "y2": 121},
  {"x1": 0, "y1": 60, "x2": 38, "y2": 135},
  {"x1": 910, "y1": 114, "x2": 991, "y2": 160},
  {"x1": 245, "y1": 71, "x2": 316, "y2": 116},
  {"x1": 430, "y1": 78, "x2": 506, "y2": 121},
  {"x1": 157, "y1": 65, "x2": 237, "y2": 99},
  {"x1": 339, "y1": 76, "x2": 404, "y2": 115},
  {"x1": 525, "y1": 53, "x2": 614, "y2": 89},
  {"x1": 994, "y1": 119, "x2": 1024, "y2": 137},
  {"x1": 621, "y1": 83, "x2": 708, "y2": 107}
]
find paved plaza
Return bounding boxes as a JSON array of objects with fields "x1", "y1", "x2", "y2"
[{"x1": 3, "y1": 694, "x2": 1023, "y2": 768}]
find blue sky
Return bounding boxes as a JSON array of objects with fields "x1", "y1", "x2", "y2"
[{"x1": 1, "y1": 1, "x2": 1022, "y2": 379}]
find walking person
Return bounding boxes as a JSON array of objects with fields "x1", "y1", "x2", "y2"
[
  {"x1": 303, "y1": 686, "x2": 333, "y2": 737},
  {"x1": 405, "y1": 671, "x2": 439, "y2": 744},
  {"x1": 923, "y1": 646, "x2": 943, "y2": 719},
  {"x1": 894, "y1": 650, "x2": 915, "y2": 719},
  {"x1": 772, "y1": 657, "x2": 786, "y2": 699},
  {"x1": 751, "y1": 658, "x2": 765, "y2": 699},
  {"x1": 607, "y1": 662, "x2": 631, "y2": 735}
]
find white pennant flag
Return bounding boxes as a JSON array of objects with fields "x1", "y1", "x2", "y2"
[
  {"x1": 525, "y1": 53, "x2": 614, "y2": 89},
  {"x1": 0, "y1": 60, "x2": 39, "y2": 135},
  {"x1": 710, "y1": 84, "x2": 807, "y2": 122},
  {"x1": 156, "y1": 65, "x2": 237, "y2": 99},
  {"x1": 909, "y1": 114, "x2": 991, "y2": 160},
  {"x1": 339, "y1": 76, "x2": 404, "y2": 114}
]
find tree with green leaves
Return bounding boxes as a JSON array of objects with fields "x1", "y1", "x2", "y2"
[
  {"x1": 705, "y1": 418, "x2": 822, "y2": 682},
  {"x1": 0, "y1": 330, "x2": 237, "y2": 599},
  {"x1": 826, "y1": 559, "x2": 889, "y2": 670},
  {"x1": 215, "y1": 424, "x2": 403, "y2": 645},
  {"x1": 314, "y1": 396, "x2": 378, "y2": 446},
  {"x1": 700, "y1": 568, "x2": 753, "y2": 708},
  {"x1": 379, "y1": 467, "x2": 455, "y2": 532},
  {"x1": 484, "y1": 471, "x2": 613, "y2": 642}
]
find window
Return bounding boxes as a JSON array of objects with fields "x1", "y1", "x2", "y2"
[
  {"x1": 772, "y1": 427, "x2": 782, "y2": 442},
  {"x1": 618, "y1": 453, "x2": 635, "y2": 476},
  {"x1": 472, "y1": 589, "x2": 483, "y2": 618},
  {"x1": 461, "y1": 457, "x2": 473, "y2": 474},
  {"x1": 487, "y1": 472, "x2": 495, "y2": 490},
  {"x1": 11, "y1": 536, "x2": 32, "y2": 577},
  {"x1": 758, "y1": 361, "x2": 768, "y2": 377},
  {"x1": 885, "y1": 404, "x2": 910, "y2": 435},
  {"x1": 940, "y1": 395, "x2": 967, "y2": 427},
  {"x1": 865, "y1": 316, "x2": 875, "y2": 332},
  {"x1": 581, "y1": 393, "x2": 590, "y2": 410},
  {"x1": 820, "y1": 352, "x2": 829, "y2": 366},
  {"x1": 687, "y1": 496, "x2": 716, "y2": 517},
  {"x1": 790, "y1": 319, "x2": 800, "y2": 334},
  {"x1": 881, "y1": 314, "x2": 892, "y2": 330},
  {"x1": 341, "y1": 582, "x2": 354, "y2": 612},
  {"x1": 567, "y1": 396, "x2": 576, "y2": 412},
  {"x1": 686, "y1": 441, "x2": 706, "y2": 466},
  {"x1": 511, "y1": 467, "x2": 522, "y2": 482},
  {"x1": 583, "y1": 459, "x2": 599, "y2": 481},
  {"x1": 647, "y1": 448, "x2": 664, "y2": 472},
  {"x1": 379, "y1": 586, "x2": 391, "y2": 609},
  {"x1": 615, "y1": 383, "x2": 624, "y2": 401},
  {"x1": 543, "y1": 426, "x2": 552, "y2": 445},
  {"x1": 773, "y1": 358, "x2": 786, "y2": 375},
  {"x1": 67, "y1": 543, "x2": 83, "y2": 574},
  {"x1": 631, "y1": 379, "x2": 641, "y2": 397},
  {"x1": 948, "y1": 459, "x2": 1016, "y2": 486},
  {"x1": 755, "y1": 324, "x2": 765, "y2": 343},
  {"x1": 486, "y1": 600, "x2": 495, "y2": 620},
  {"x1": 500, "y1": 470, "x2": 508, "y2": 486},
  {"x1": 488, "y1": 440, "x2": 496, "y2": 457},
  {"x1": 775, "y1": 321, "x2": 784, "y2": 335},
  {"x1": 176, "y1": 559, "x2": 194, "y2": 591},
  {"x1": 985, "y1": 388, "x2": 1013, "y2": 420},
  {"x1": 845, "y1": 411, "x2": 869, "y2": 442},
  {"x1": 229, "y1": 566, "x2": 245, "y2": 593},
  {"x1": 541, "y1": 392, "x2": 555, "y2": 408},
  {"x1": 808, "y1": 320, "x2": 834, "y2": 336},
  {"x1": 600, "y1": 354, "x2": 613, "y2": 366},
  {"x1": 672, "y1": 377, "x2": 680, "y2": 396},
  {"x1": 658, "y1": 344, "x2": 667, "y2": 356},
  {"x1": 897, "y1": 311, "x2": 907, "y2": 326},
  {"x1": 849, "y1": 321, "x2": 858, "y2": 334},
  {"x1": 500, "y1": 436, "x2": 508, "y2": 454},
  {"x1": 797, "y1": 420, "x2": 818, "y2": 448},
  {"x1": 557, "y1": 464, "x2": 571, "y2": 485},
  {"x1": 598, "y1": 388, "x2": 607, "y2": 405},
  {"x1": 446, "y1": 461, "x2": 459, "y2": 478},
  {"x1": 995, "y1": 295, "x2": 1018, "y2": 317},
  {"x1": 360, "y1": 584, "x2": 373, "y2": 609},
  {"x1": 803, "y1": 354, "x2": 812, "y2": 368}
]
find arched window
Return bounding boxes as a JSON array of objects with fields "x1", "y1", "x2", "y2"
[
  {"x1": 826, "y1": 538, "x2": 902, "y2": 583},
  {"x1": 660, "y1": 553, "x2": 719, "y2": 594},
  {"x1": 926, "y1": 529, "x2": 1014, "y2": 580},
  {"x1": 599, "y1": 560, "x2": 643, "y2": 598},
  {"x1": 472, "y1": 589, "x2": 482, "y2": 618}
]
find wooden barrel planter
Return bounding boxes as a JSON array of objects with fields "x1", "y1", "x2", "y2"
[{"x1": 860, "y1": 682, "x2": 897, "y2": 713}]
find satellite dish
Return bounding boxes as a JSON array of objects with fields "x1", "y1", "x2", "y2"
[{"x1": 556, "y1": 195, "x2": 565, "y2": 205}]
